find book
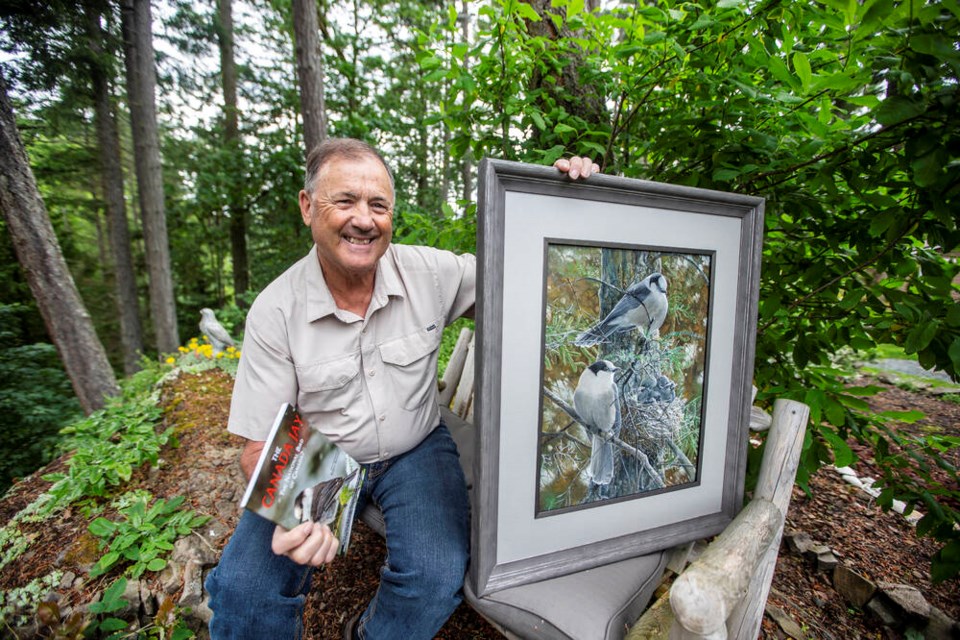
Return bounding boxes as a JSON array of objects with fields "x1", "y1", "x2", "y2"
[{"x1": 239, "y1": 403, "x2": 366, "y2": 555}]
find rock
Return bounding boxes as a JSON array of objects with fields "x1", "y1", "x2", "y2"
[
  {"x1": 161, "y1": 561, "x2": 184, "y2": 594},
  {"x1": 866, "y1": 597, "x2": 898, "y2": 626},
  {"x1": 193, "y1": 595, "x2": 214, "y2": 624},
  {"x1": 179, "y1": 560, "x2": 204, "y2": 607},
  {"x1": 817, "y1": 550, "x2": 840, "y2": 572},
  {"x1": 766, "y1": 604, "x2": 806, "y2": 639},
  {"x1": 173, "y1": 534, "x2": 219, "y2": 567},
  {"x1": 833, "y1": 564, "x2": 876, "y2": 608},
  {"x1": 202, "y1": 518, "x2": 231, "y2": 545},
  {"x1": 924, "y1": 606, "x2": 960, "y2": 640},
  {"x1": 878, "y1": 582, "x2": 931, "y2": 624},
  {"x1": 785, "y1": 530, "x2": 815, "y2": 555},
  {"x1": 121, "y1": 579, "x2": 143, "y2": 618},
  {"x1": 59, "y1": 571, "x2": 76, "y2": 590}
]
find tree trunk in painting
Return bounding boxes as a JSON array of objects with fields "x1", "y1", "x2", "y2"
[{"x1": 0, "y1": 69, "x2": 120, "y2": 413}]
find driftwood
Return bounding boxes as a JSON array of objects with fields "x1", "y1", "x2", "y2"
[{"x1": 627, "y1": 398, "x2": 809, "y2": 640}]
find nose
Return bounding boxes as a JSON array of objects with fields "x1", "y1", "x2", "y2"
[{"x1": 352, "y1": 204, "x2": 375, "y2": 230}]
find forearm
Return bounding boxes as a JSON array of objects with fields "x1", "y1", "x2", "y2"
[{"x1": 240, "y1": 439, "x2": 266, "y2": 480}]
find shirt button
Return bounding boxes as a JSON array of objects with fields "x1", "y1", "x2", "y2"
[
  {"x1": 368, "y1": 370, "x2": 376, "y2": 377},
  {"x1": 340, "y1": 409, "x2": 348, "y2": 416},
  {"x1": 379, "y1": 415, "x2": 385, "y2": 421}
]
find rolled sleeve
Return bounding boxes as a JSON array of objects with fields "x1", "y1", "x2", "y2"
[
  {"x1": 440, "y1": 251, "x2": 476, "y2": 325},
  {"x1": 227, "y1": 303, "x2": 297, "y2": 441}
]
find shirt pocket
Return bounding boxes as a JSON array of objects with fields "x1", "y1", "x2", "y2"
[
  {"x1": 379, "y1": 325, "x2": 442, "y2": 410},
  {"x1": 295, "y1": 354, "x2": 361, "y2": 414}
]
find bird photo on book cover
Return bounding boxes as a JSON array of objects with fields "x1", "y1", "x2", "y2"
[{"x1": 240, "y1": 403, "x2": 365, "y2": 554}]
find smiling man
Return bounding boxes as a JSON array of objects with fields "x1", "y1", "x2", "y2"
[{"x1": 205, "y1": 138, "x2": 598, "y2": 640}]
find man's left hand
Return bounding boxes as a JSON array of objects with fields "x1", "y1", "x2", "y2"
[{"x1": 554, "y1": 156, "x2": 601, "y2": 180}]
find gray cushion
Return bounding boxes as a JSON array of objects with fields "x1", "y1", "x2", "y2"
[
  {"x1": 463, "y1": 551, "x2": 667, "y2": 640},
  {"x1": 360, "y1": 405, "x2": 666, "y2": 640}
]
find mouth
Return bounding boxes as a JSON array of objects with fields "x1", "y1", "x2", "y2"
[{"x1": 343, "y1": 236, "x2": 376, "y2": 246}]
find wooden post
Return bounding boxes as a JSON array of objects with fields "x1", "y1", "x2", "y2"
[
  {"x1": 440, "y1": 327, "x2": 474, "y2": 407},
  {"x1": 666, "y1": 398, "x2": 808, "y2": 640},
  {"x1": 726, "y1": 399, "x2": 809, "y2": 639},
  {"x1": 668, "y1": 498, "x2": 782, "y2": 639}
]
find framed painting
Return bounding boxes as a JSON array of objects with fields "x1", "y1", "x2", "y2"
[{"x1": 471, "y1": 159, "x2": 765, "y2": 597}]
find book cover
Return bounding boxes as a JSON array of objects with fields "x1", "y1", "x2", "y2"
[{"x1": 239, "y1": 403, "x2": 366, "y2": 554}]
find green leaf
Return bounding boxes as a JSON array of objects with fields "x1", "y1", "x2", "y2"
[
  {"x1": 879, "y1": 409, "x2": 925, "y2": 423},
  {"x1": 89, "y1": 517, "x2": 117, "y2": 539},
  {"x1": 712, "y1": 168, "x2": 740, "y2": 181},
  {"x1": 948, "y1": 338, "x2": 960, "y2": 373},
  {"x1": 792, "y1": 51, "x2": 812, "y2": 89},
  {"x1": 98, "y1": 618, "x2": 128, "y2": 633},
  {"x1": 146, "y1": 558, "x2": 167, "y2": 572},
  {"x1": 529, "y1": 111, "x2": 546, "y2": 131},
  {"x1": 820, "y1": 428, "x2": 855, "y2": 468},
  {"x1": 90, "y1": 551, "x2": 121, "y2": 578},
  {"x1": 876, "y1": 97, "x2": 924, "y2": 126},
  {"x1": 513, "y1": 3, "x2": 542, "y2": 22}
]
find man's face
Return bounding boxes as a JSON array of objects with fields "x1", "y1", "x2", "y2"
[{"x1": 299, "y1": 154, "x2": 394, "y2": 283}]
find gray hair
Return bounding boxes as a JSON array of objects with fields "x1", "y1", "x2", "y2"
[{"x1": 303, "y1": 138, "x2": 395, "y2": 194}]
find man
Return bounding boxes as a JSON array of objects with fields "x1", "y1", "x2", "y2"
[{"x1": 205, "y1": 138, "x2": 598, "y2": 639}]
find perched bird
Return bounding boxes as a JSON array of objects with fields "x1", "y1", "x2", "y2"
[
  {"x1": 573, "y1": 360, "x2": 620, "y2": 485},
  {"x1": 294, "y1": 476, "x2": 346, "y2": 525},
  {"x1": 199, "y1": 308, "x2": 236, "y2": 354},
  {"x1": 574, "y1": 273, "x2": 668, "y2": 347}
]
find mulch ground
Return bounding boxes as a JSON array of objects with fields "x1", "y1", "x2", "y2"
[{"x1": 1, "y1": 369, "x2": 957, "y2": 639}]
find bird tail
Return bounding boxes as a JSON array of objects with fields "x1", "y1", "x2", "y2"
[
  {"x1": 587, "y1": 434, "x2": 615, "y2": 485},
  {"x1": 574, "y1": 323, "x2": 608, "y2": 347}
]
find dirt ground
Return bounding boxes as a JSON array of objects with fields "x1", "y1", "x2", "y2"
[{"x1": 1, "y1": 369, "x2": 957, "y2": 639}]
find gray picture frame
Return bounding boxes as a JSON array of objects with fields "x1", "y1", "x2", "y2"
[{"x1": 471, "y1": 158, "x2": 765, "y2": 598}]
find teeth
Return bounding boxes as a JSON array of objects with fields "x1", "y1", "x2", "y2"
[{"x1": 345, "y1": 237, "x2": 374, "y2": 245}]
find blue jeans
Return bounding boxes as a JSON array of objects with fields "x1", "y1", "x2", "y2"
[{"x1": 205, "y1": 424, "x2": 470, "y2": 640}]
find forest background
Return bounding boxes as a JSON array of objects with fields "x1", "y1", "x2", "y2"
[{"x1": 1, "y1": 0, "x2": 958, "y2": 582}]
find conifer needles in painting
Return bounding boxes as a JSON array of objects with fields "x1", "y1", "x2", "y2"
[{"x1": 537, "y1": 243, "x2": 711, "y2": 515}]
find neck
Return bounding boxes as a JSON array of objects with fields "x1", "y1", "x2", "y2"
[{"x1": 318, "y1": 255, "x2": 376, "y2": 318}]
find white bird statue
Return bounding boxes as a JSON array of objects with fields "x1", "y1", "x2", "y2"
[{"x1": 199, "y1": 308, "x2": 236, "y2": 354}]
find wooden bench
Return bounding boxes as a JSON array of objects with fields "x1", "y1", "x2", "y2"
[{"x1": 361, "y1": 327, "x2": 810, "y2": 640}]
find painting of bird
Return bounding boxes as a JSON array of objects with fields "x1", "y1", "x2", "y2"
[{"x1": 574, "y1": 272, "x2": 668, "y2": 347}]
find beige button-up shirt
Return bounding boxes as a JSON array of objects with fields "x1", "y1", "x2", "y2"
[{"x1": 227, "y1": 243, "x2": 476, "y2": 464}]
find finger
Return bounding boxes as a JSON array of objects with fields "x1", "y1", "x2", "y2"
[
  {"x1": 553, "y1": 158, "x2": 571, "y2": 172},
  {"x1": 311, "y1": 527, "x2": 341, "y2": 566},
  {"x1": 578, "y1": 157, "x2": 594, "y2": 179},
  {"x1": 567, "y1": 156, "x2": 583, "y2": 180},
  {"x1": 271, "y1": 522, "x2": 312, "y2": 556},
  {"x1": 284, "y1": 522, "x2": 330, "y2": 565}
]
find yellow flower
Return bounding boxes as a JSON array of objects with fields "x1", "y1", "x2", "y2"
[
  {"x1": 165, "y1": 357, "x2": 175, "y2": 364},
  {"x1": 216, "y1": 352, "x2": 224, "y2": 359}
]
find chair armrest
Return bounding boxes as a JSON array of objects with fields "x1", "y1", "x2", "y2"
[{"x1": 669, "y1": 498, "x2": 782, "y2": 639}]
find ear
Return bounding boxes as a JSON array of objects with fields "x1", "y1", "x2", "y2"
[{"x1": 299, "y1": 190, "x2": 312, "y2": 226}]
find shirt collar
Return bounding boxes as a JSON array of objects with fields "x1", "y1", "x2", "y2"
[{"x1": 304, "y1": 245, "x2": 405, "y2": 322}]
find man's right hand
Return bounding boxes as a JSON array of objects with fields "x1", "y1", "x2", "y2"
[{"x1": 272, "y1": 521, "x2": 340, "y2": 566}]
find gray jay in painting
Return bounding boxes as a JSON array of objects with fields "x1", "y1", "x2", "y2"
[
  {"x1": 199, "y1": 308, "x2": 236, "y2": 354},
  {"x1": 574, "y1": 272, "x2": 668, "y2": 347},
  {"x1": 573, "y1": 360, "x2": 620, "y2": 485}
]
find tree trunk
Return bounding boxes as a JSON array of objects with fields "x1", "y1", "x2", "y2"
[
  {"x1": 521, "y1": 0, "x2": 607, "y2": 140},
  {"x1": 120, "y1": 0, "x2": 180, "y2": 354},
  {"x1": 0, "y1": 69, "x2": 119, "y2": 413},
  {"x1": 217, "y1": 0, "x2": 248, "y2": 299},
  {"x1": 292, "y1": 0, "x2": 328, "y2": 155},
  {"x1": 459, "y1": 0, "x2": 473, "y2": 203},
  {"x1": 87, "y1": 1, "x2": 143, "y2": 374}
]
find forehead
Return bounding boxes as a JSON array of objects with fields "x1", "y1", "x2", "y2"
[{"x1": 316, "y1": 155, "x2": 393, "y2": 195}]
